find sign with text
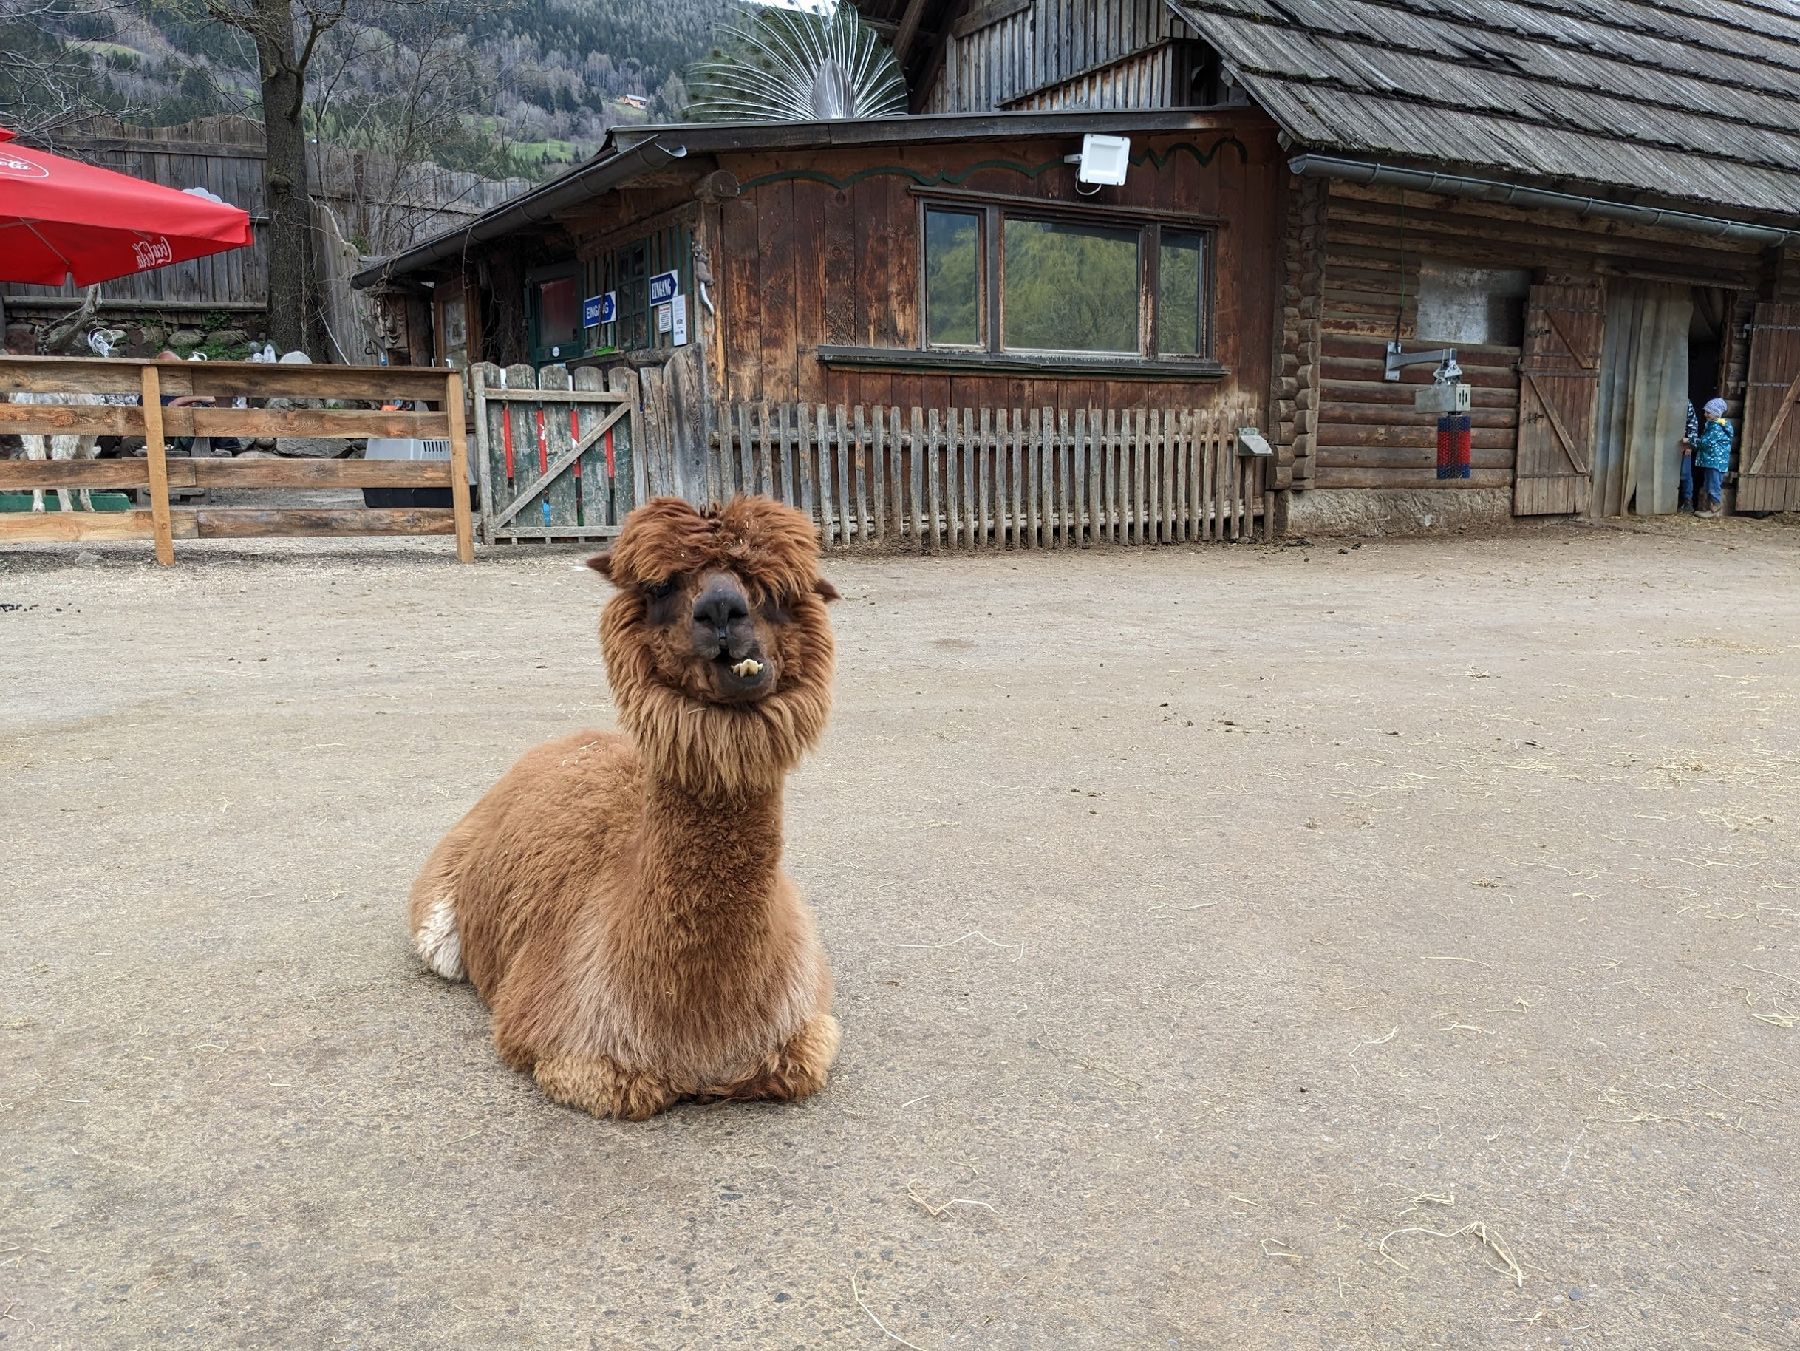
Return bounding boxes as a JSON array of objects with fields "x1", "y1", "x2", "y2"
[
  {"x1": 583, "y1": 292, "x2": 615, "y2": 327},
  {"x1": 648, "y1": 270, "x2": 679, "y2": 306},
  {"x1": 671, "y1": 293, "x2": 688, "y2": 347}
]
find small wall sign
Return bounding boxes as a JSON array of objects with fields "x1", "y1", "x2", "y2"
[
  {"x1": 648, "y1": 270, "x2": 679, "y2": 306},
  {"x1": 671, "y1": 294, "x2": 688, "y2": 346},
  {"x1": 583, "y1": 292, "x2": 616, "y2": 327}
]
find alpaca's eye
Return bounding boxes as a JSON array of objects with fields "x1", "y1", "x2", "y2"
[{"x1": 644, "y1": 578, "x2": 679, "y2": 604}]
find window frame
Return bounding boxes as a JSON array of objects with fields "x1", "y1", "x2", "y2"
[
  {"x1": 524, "y1": 260, "x2": 583, "y2": 366},
  {"x1": 916, "y1": 191, "x2": 1216, "y2": 366},
  {"x1": 921, "y1": 205, "x2": 987, "y2": 350}
]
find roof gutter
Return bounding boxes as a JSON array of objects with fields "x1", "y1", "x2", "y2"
[
  {"x1": 352, "y1": 138, "x2": 689, "y2": 289},
  {"x1": 1289, "y1": 153, "x2": 1798, "y2": 246}
]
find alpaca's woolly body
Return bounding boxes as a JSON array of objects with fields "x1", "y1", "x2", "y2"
[{"x1": 408, "y1": 497, "x2": 840, "y2": 1117}]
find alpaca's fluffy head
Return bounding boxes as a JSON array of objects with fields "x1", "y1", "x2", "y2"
[{"x1": 589, "y1": 497, "x2": 838, "y2": 796}]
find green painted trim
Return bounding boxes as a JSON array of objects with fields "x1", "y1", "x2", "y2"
[{"x1": 736, "y1": 139, "x2": 1249, "y2": 194}]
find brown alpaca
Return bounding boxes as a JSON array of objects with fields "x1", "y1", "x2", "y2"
[{"x1": 407, "y1": 496, "x2": 842, "y2": 1120}]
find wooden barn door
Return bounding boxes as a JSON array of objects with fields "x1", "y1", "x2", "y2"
[
  {"x1": 1514, "y1": 282, "x2": 1605, "y2": 515},
  {"x1": 1736, "y1": 303, "x2": 1800, "y2": 513}
]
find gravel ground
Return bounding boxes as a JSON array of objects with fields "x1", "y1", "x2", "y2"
[{"x1": 2, "y1": 517, "x2": 1798, "y2": 1349}]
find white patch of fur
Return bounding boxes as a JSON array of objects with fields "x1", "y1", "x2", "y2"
[{"x1": 414, "y1": 895, "x2": 465, "y2": 981}]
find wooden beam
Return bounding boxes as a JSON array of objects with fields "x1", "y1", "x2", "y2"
[
  {"x1": 189, "y1": 508, "x2": 457, "y2": 538},
  {"x1": 0, "y1": 507, "x2": 456, "y2": 543},
  {"x1": 140, "y1": 364, "x2": 175, "y2": 566},
  {"x1": 0, "y1": 511, "x2": 169, "y2": 542},
  {"x1": 892, "y1": 0, "x2": 931, "y2": 63},
  {"x1": 0, "y1": 458, "x2": 464, "y2": 491},
  {"x1": 908, "y1": 0, "x2": 972, "y2": 112},
  {"x1": 0, "y1": 461, "x2": 154, "y2": 488},
  {"x1": 445, "y1": 371, "x2": 476, "y2": 563},
  {"x1": 0, "y1": 355, "x2": 455, "y2": 401},
  {"x1": 0, "y1": 404, "x2": 451, "y2": 441}
]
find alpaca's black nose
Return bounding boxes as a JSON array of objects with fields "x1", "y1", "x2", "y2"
[{"x1": 692, "y1": 584, "x2": 749, "y2": 643}]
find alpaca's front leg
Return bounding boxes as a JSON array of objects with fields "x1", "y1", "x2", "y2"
[
  {"x1": 532, "y1": 1054, "x2": 679, "y2": 1121},
  {"x1": 711, "y1": 1014, "x2": 842, "y2": 1105}
]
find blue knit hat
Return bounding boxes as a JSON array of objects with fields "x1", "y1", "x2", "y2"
[{"x1": 1704, "y1": 397, "x2": 1728, "y2": 417}]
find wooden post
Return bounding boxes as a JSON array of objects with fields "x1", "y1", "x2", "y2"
[
  {"x1": 445, "y1": 370, "x2": 475, "y2": 563},
  {"x1": 139, "y1": 364, "x2": 175, "y2": 566}
]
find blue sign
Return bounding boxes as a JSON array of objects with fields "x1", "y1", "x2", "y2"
[
  {"x1": 583, "y1": 292, "x2": 615, "y2": 327},
  {"x1": 648, "y1": 270, "x2": 679, "y2": 306}
]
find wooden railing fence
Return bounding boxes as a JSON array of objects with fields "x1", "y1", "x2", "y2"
[
  {"x1": 0, "y1": 357, "x2": 473, "y2": 565},
  {"x1": 710, "y1": 402, "x2": 1270, "y2": 548}
]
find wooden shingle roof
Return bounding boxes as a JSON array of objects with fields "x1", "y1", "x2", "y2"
[{"x1": 1167, "y1": 0, "x2": 1800, "y2": 218}]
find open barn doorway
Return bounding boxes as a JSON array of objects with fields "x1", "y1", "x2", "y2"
[{"x1": 1689, "y1": 288, "x2": 1730, "y2": 409}]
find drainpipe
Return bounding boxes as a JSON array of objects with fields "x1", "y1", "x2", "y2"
[{"x1": 1288, "y1": 154, "x2": 1798, "y2": 247}]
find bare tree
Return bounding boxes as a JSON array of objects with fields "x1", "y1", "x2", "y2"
[
  {"x1": 308, "y1": 0, "x2": 504, "y2": 255},
  {"x1": 191, "y1": 0, "x2": 354, "y2": 356},
  {"x1": 0, "y1": 0, "x2": 116, "y2": 141}
]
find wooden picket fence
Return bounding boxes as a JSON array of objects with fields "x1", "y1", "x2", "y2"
[
  {"x1": 710, "y1": 402, "x2": 1270, "y2": 548},
  {"x1": 0, "y1": 357, "x2": 473, "y2": 565}
]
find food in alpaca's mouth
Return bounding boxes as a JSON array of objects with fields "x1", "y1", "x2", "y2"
[{"x1": 731, "y1": 658, "x2": 764, "y2": 678}]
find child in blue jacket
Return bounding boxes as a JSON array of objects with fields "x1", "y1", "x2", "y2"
[{"x1": 1693, "y1": 397, "x2": 1733, "y2": 519}]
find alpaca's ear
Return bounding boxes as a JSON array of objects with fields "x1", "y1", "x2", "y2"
[
  {"x1": 813, "y1": 576, "x2": 841, "y2": 603},
  {"x1": 586, "y1": 549, "x2": 614, "y2": 581}
]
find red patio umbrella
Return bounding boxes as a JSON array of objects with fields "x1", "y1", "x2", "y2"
[{"x1": 0, "y1": 127, "x2": 253, "y2": 286}]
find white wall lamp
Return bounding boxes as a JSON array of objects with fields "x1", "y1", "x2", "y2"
[{"x1": 1067, "y1": 134, "x2": 1131, "y2": 194}]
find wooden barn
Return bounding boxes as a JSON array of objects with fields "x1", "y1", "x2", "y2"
[{"x1": 355, "y1": 0, "x2": 1800, "y2": 540}]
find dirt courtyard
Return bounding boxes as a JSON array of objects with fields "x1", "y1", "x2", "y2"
[{"x1": 3, "y1": 518, "x2": 1798, "y2": 1348}]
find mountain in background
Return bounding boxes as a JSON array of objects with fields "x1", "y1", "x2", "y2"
[{"x1": 5, "y1": 0, "x2": 747, "y2": 180}]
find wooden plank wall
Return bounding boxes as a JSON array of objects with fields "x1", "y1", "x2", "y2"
[
  {"x1": 922, "y1": 0, "x2": 1193, "y2": 112},
  {"x1": 710, "y1": 400, "x2": 1270, "y2": 548},
  {"x1": 1000, "y1": 45, "x2": 1188, "y2": 112},
  {"x1": 704, "y1": 127, "x2": 1281, "y2": 435},
  {"x1": 1307, "y1": 181, "x2": 1772, "y2": 494}
]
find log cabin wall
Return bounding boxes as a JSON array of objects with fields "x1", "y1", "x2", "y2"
[
  {"x1": 700, "y1": 122, "x2": 1282, "y2": 428},
  {"x1": 1273, "y1": 175, "x2": 1326, "y2": 491},
  {"x1": 1305, "y1": 181, "x2": 1774, "y2": 495}
]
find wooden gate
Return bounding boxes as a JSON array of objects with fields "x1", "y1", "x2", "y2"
[
  {"x1": 471, "y1": 363, "x2": 639, "y2": 542},
  {"x1": 1737, "y1": 302, "x2": 1800, "y2": 513},
  {"x1": 1515, "y1": 282, "x2": 1605, "y2": 516}
]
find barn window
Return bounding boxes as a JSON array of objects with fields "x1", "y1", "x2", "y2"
[
  {"x1": 1156, "y1": 230, "x2": 1207, "y2": 356},
  {"x1": 1003, "y1": 218, "x2": 1139, "y2": 353},
  {"x1": 1416, "y1": 261, "x2": 1531, "y2": 347},
  {"x1": 924, "y1": 208, "x2": 983, "y2": 346},
  {"x1": 920, "y1": 197, "x2": 1212, "y2": 362},
  {"x1": 526, "y1": 263, "x2": 583, "y2": 364},
  {"x1": 563, "y1": 220, "x2": 696, "y2": 364}
]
